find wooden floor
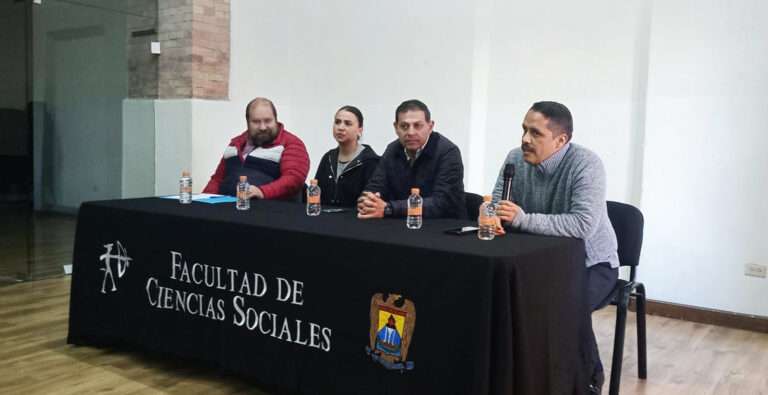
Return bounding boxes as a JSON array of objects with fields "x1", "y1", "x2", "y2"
[
  {"x1": 0, "y1": 204, "x2": 32, "y2": 284},
  {"x1": 1, "y1": 277, "x2": 767, "y2": 394},
  {"x1": 28, "y1": 211, "x2": 77, "y2": 279},
  {"x1": 0, "y1": 207, "x2": 76, "y2": 285},
  {"x1": 593, "y1": 302, "x2": 768, "y2": 394},
  {"x1": 0, "y1": 276, "x2": 268, "y2": 394}
]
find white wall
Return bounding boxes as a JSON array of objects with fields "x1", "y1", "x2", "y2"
[
  {"x1": 163, "y1": 0, "x2": 768, "y2": 316},
  {"x1": 122, "y1": 99, "x2": 155, "y2": 198},
  {"x1": 155, "y1": 100, "x2": 193, "y2": 195},
  {"x1": 192, "y1": 0, "x2": 478, "y2": 192},
  {"x1": 481, "y1": 0, "x2": 650, "y2": 201},
  {"x1": 641, "y1": 0, "x2": 768, "y2": 316},
  {"x1": 190, "y1": 0, "x2": 648, "y2": 200}
]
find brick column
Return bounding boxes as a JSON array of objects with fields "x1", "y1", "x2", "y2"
[
  {"x1": 127, "y1": 0, "x2": 159, "y2": 98},
  {"x1": 158, "y1": 0, "x2": 230, "y2": 99}
]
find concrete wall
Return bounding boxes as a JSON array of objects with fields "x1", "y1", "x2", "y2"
[{"x1": 32, "y1": 1, "x2": 128, "y2": 211}]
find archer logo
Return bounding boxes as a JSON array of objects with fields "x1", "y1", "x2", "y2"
[{"x1": 99, "y1": 241, "x2": 132, "y2": 293}]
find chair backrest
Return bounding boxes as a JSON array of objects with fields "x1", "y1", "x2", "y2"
[
  {"x1": 465, "y1": 192, "x2": 484, "y2": 221},
  {"x1": 606, "y1": 201, "x2": 644, "y2": 269},
  {"x1": 298, "y1": 183, "x2": 308, "y2": 204}
]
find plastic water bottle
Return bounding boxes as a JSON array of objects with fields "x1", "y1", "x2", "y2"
[
  {"x1": 407, "y1": 188, "x2": 422, "y2": 229},
  {"x1": 236, "y1": 175, "x2": 250, "y2": 210},
  {"x1": 478, "y1": 195, "x2": 496, "y2": 240},
  {"x1": 179, "y1": 171, "x2": 192, "y2": 204},
  {"x1": 307, "y1": 179, "x2": 321, "y2": 216}
]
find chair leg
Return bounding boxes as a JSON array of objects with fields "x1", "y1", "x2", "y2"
[
  {"x1": 609, "y1": 290, "x2": 629, "y2": 395},
  {"x1": 636, "y1": 283, "x2": 647, "y2": 379}
]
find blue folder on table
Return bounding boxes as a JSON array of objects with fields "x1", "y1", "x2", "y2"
[{"x1": 158, "y1": 194, "x2": 238, "y2": 204}]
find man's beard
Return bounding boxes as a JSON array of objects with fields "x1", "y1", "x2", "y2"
[{"x1": 250, "y1": 126, "x2": 278, "y2": 147}]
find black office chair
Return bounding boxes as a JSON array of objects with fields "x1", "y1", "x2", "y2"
[
  {"x1": 464, "y1": 192, "x2": 484, "y2": 221},
  {"x1": 602, "y1": 201, "x2": 647, "y2": 395},
  {"x1": 299, "y1": 183, "x2": 308, "y2": 204}
]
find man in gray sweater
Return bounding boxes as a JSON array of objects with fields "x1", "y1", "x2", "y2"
[{"x1": 492, "y1": 101, "x2": 618, "y2": 394}]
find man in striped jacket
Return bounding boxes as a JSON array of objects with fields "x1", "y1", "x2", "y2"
[{"x1": 203, "y1": 98, "x2": 309, "y2": 201}]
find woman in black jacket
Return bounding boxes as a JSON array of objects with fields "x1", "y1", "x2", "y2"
[{"x1": 314, "y1": 106, "x2": 380, "y2": 207}]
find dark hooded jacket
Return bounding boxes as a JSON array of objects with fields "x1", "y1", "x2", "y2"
[{"x1": 314, "y1": 144, "x2": 380, "y2": 207}]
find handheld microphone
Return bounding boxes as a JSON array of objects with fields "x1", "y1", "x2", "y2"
[{"x1": 501, "y1": 163, "x2": 514, "y2": 201}]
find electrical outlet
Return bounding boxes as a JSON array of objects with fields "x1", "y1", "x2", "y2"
[{"x1": 745, "y1": 263, "x2": 767, "y2": 278}]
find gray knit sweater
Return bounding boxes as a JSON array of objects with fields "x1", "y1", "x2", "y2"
[{"x1": 492, "y1": 143, "x2": 619, "y2": 268}]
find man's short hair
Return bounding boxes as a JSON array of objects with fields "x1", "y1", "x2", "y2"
[
  {"x1": 395, "y1": 99, "x2": 431, "y2": 123},
  {"x1": 246, "y1": 98, "x2": 277, "y2": 120},
  {"x1": 530, "y1": 101, "x2": 573, "y2": 141}
]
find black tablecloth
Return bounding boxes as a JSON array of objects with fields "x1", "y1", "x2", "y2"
[{"x1": 68, "y1": 197, "x2": 592, "y2": 394}]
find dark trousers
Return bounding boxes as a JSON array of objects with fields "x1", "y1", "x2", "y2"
[{"x1": 586, "y1": 262, "x2": 619, "y2": 374}]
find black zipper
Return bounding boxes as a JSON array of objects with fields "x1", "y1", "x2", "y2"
[{"x1": 328, "y1": 154, "x2": 366, "y2": 205}]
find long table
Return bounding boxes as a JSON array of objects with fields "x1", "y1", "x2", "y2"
[{"x1": 68, "y1": 197, "x2": 592, "y2": 394}]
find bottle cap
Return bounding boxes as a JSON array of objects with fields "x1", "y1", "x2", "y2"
[
  {"x1": 411, "y1": 188, "x2": 420, "y2": 194},
  {"x1": 310, "y1": 179, "x2": 318, "y2": 185},
  {"x1": 239, "y1": 175, "x2": 247, "y2": 181},
  {"x1": 484, "y1": 195, "x2": 492, "y2": 201},
  {"x1": 182, "y1": 171, "x2": 189, "y2": 177}
]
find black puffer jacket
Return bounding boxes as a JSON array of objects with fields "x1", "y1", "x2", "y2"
[{"x1": 314, "y1": 144, "x2": 380, "y2": 207}]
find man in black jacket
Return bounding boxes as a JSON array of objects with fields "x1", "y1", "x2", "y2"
[{"x1": 357, "y1": 99, "x2": 466, "y2": 219}]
